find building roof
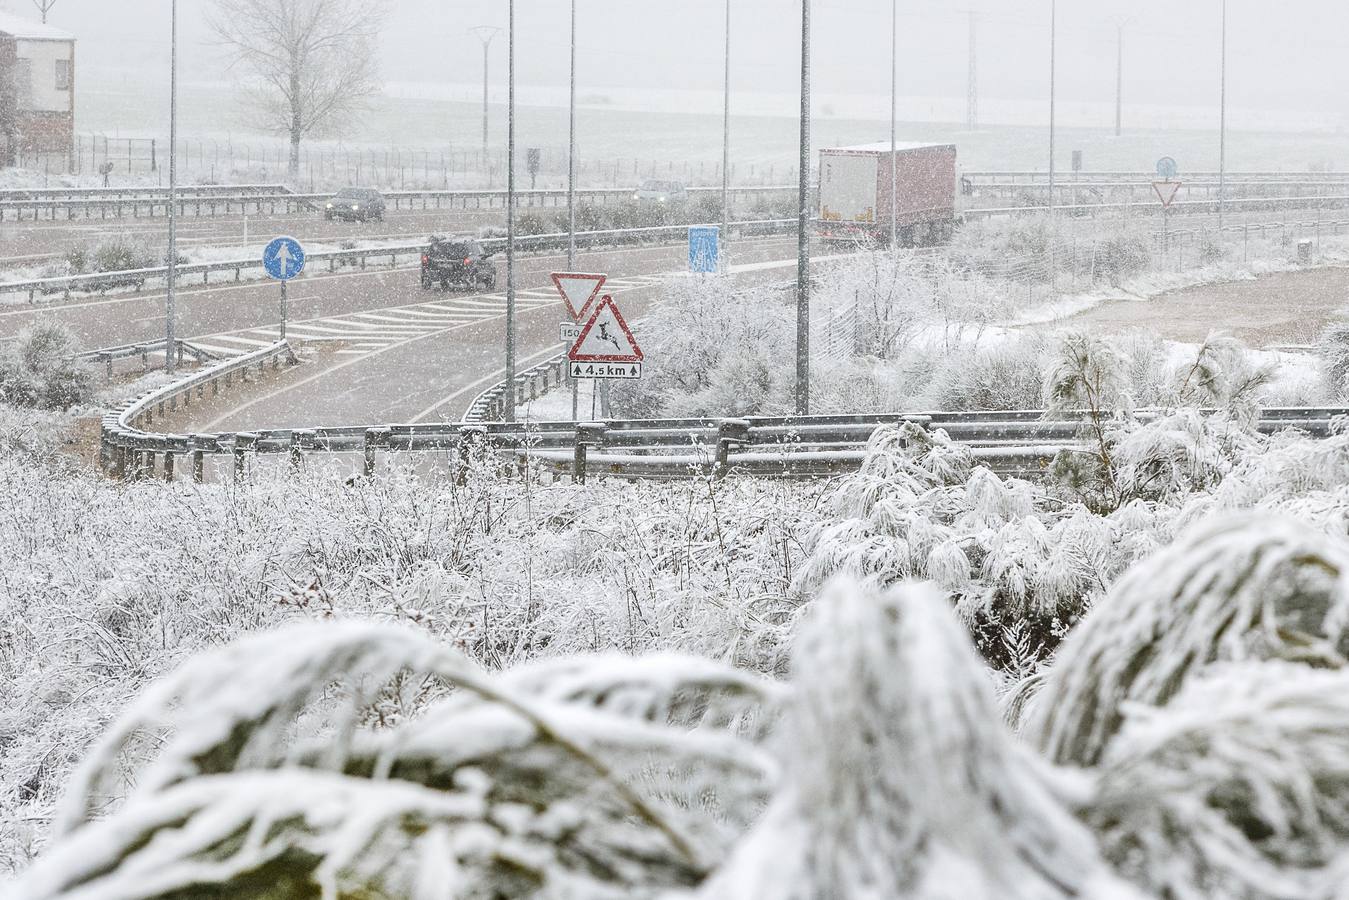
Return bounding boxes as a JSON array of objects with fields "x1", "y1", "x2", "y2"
[
  {"x1": 0, "y1": 12, "x2": 75, "y2": 41},
  {"x1": 826, "y1": 142, "x2": 955, "y2": 154}
]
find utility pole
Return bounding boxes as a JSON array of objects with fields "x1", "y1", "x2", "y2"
[
  {"x1": 889, "y1": 0, "x2": 898, "y2": 249},
  {"x1": 568, "y1": 0, "x2": 580, "y2": 421},
  {"x1": 470, "y1": 26, "x2": 501, "y2": 185},
  {"x1": 165, "y1": 0, "x2": 178, "y2": 374},
  {"x1": 796, "y1": 0, "x2": 811, "y2": 416},
  {"x1": 31, "y1": 0, "x2": 57, "y2": 24},
  {"x1": 504, "y1": 3, "x2": 517, "y2": 423},
  {"x1": 567, "y1": 0, "x2": 578, "y2": 269},
  {"x1": 1047, "y1": 0, "x2": 1056, "y2": 215},
  {"x1": 1115, "y1": 23, "x2": 1124, "y2": 137},
  {"x1": 721, "y1": 0, "x2": 731, "y2": 270},
  {"x1": 1218, "y1": 0, "x2": 1227, "y2": 232},
  {"x1": 966, "y1": 11, "x2": 978, "y2": 130}
]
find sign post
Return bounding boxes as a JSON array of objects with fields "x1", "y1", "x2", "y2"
[
  {"x1": 262, "y1": 236, "x2": 306, "y2": 340},
  {"x1": 551, "y1": 272, "x2": 607, "y2": 420}
]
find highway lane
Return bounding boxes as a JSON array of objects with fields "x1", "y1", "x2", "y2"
[
  {"x1": 181, "y1": 240, "x2": 807, "y2": 431},
  {"x1": 0, "y1": 206, "x2": 510, "y2": 264},
  {"x1": 0, "y1": 237, "x2": 792, "y2": 353}
]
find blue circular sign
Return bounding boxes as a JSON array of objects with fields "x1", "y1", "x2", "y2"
[
  {"x1": 263, "y1": 236, "x2": 305, "y2": 281},
  {"x1": 1155, "y1": 156, "x2": 1179, "y2": 180}
]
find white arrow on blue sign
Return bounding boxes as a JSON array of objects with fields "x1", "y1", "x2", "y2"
[{"x1": 263, "y1": 236, "x2": 306, "y2": 281}]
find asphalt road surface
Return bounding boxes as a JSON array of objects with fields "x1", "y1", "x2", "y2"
[
  {"x1": 0, "y1": 206, "x2": 509, "y2": 264},
  {"x1": 1056, "y1": 264, "x2": 1349, "y2": 347},
  {"x1": 187, "y1": 238, "x2": 805, "y2": 430}
]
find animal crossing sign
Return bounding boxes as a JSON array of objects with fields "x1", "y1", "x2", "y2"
[{"x1": 567, "y1": 295, "x2": 643, "y2": 379}]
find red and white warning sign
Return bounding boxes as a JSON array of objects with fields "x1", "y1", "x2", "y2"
[
  {"x1": 551, "y1": 272, "x2": 607, "y2": 322},
  {"x1": 1152, "y1": 181, "x2": 1182, "y2": 209},
  {"x1": 568, "y1": 295, "x2": 643, "y2": 379}
]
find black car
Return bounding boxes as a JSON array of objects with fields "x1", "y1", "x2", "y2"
[
  {"x1": 420, "y1": 236, "x2": 497, "y2": 290},
  {"x1": 324, "y1": 187, "x2": 386, "y2": 222}
]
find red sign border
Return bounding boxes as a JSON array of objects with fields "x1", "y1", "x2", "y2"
[
  {"x1": 1152, "y1": 180, "x2": 1182, "y2": 209},
  {"x1": 550, "y1": 272, "x2": 607, "y2": 322},
  {"x1": 568, "y1": 295, "x2": 644, "y2": 363}
]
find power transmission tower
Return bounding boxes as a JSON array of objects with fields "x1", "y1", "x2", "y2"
[
  {"x1": 31, "y1": 0, "x2": 57, "y2": 23},
  {"x1": 965, "y1": 11, "x2": 978, "y2": 130}
]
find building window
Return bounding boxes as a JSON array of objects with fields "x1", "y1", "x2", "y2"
[
  {"x1": 15, "y1": 59, "x2": 33, "y2": 109},
  {"x1": 55, "y1": 59, "x2": 71, "y2": 91}
]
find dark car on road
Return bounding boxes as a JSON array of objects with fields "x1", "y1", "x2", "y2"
[
  {"x1": 324, "y1": 187, "x2": 386, "y2": 222},
  {"x1": 420, "y1": 236, "x2": 497, "y2": 291}
]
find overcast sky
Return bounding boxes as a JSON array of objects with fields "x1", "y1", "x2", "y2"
[{"x1": 15, "y1": 1, "x2": 1349, "y2": 121}]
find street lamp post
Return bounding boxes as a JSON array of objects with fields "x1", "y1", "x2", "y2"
[
  {"x1": 505, "y1": 3, "x2": 517, "y2": 422},
  {"x1": 470, "y1": 26, "x2": 501, "y2": 186},
  {"x1": 166, "y1": 0, "x2": 179, "y2": 374},
  {"x1": 567, "y1": 0, "x2": 578, "y2": 269},
  {"x1": 1218, "y1": 0, "x2": 1227, "y2": 232},
  {"x1": 721, "y1": 0, "x2": 731, "y2": 270},
  {"x1": 889, "y1": 0, "x2": 898, "y2": 249},
  {"x1": 1047, "y1": 0, "x2": 1056, "y2": 216},
  {"x1": 796, "y1": 0, "x2": 811, "y2": 417}
]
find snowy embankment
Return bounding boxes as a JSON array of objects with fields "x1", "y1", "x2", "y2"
[{"x1": 7, "y1": 381, "x2": 1349, "y2": 894}]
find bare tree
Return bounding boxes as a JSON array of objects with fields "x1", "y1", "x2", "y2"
[
  {"x1": 208, "y1": 0, "x2": 384, "y2": 183},
  {"x1": 31, "y1": 0, "x2": 58, "y2": 23}
]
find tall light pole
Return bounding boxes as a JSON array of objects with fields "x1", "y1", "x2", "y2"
[
  {"x1": 721, "y1": 0, "x2": 731, "y2": 270},
  {"x1": 568, "y1": 0, "x2": 580, "y2": 421},
  {"x1": 965, "y1": 11, "x2": 977, "y2": 130},
  {"x1": 470, "y1": 26, "x2": 501, "y2": 184},
  {"x1": 1218, "y1": 0, "x2": 1227, "y2": 232},
  {"x1": 889, "y1": 0, "x2": 898, "y2": 249},
  {"x1": 795, "y1": 0, "x2": 811, "y2": 417},
  {"x1": 1047, "y1": 0, "x2": 1056, "y2": 215},
  {"x1": 165, "y1": 0, "x2": 179, "y2": 374},
  {"x1": 567, "y1": 0, "x2": 578, "y2": 269},
  {"x1": 504, "y1": 3, "x2": 517, "y2": 422},
  {"x1": 1115, "y1": 22, "x2": 1124, "y2": 137}
]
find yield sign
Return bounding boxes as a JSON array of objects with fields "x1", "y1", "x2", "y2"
[
  {"x1": 568, "y1": 295, "x2": 643, "y2": 363},
  {"x1": 1152, "y1": 181, "x2": 1182, "y2": 209},
  {"x1": 551, "y1": 272, "x2": 607, "y2": 322}
]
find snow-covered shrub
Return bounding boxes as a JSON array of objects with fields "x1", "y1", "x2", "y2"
[
  {"x1": 796, "y1": 422, "x2": 1157, "y2": 669},
  {"x1": 610, "y1": 277, "x2": 795, "y2": 418},
  {"x1": 1031, "y1": 515, "x2": 1349, "y2": 767},
  {"x1": 0, "y1": 323, "x2": 93, "y2": 411},
  {"x1": 1315, "y1": 320, "x2": 1349, "y2": 399},
  {"x1": 696, "y1": 578, "x2": 1136, "y2": 900},
  {"x1": 16, "y1": 623, "x2": 783, "y2": 899},
  {"x1": 1089, "y1": 661, "x2": 1349, "y2": 900},
  {"x1": 1091, "y1": 228, "x2": 1151, "y2": 285},
  {"x1": 931, "y1": 335, "x2": 1049, "y2": 411}
]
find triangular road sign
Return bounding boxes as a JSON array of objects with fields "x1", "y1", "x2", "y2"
[
  {"x1": 1152, "y1": 180, "x2": 1182, "y2": 209},
  {"x1": 551, "y1": 272, "x2": 607, "y2": 322},
  {"x1": 568, "y1": 295, "x2": 643, "y2": 363}
]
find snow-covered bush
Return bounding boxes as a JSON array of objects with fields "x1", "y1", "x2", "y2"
[
  {"x1": 0, "y1": 323, "x2": 93, "y2": 411},
  {"x1": 611, "y1": 277, "x2": 796, "y2": 418},
  {"x1": 696, "y1": 579, "x2": 1135, "y2": 900},
  {"x1": 1031, "y1": 515, "x2": 1349, "y2": 767},
  {"x1": 14, "y1": 623, "x2": 783, "y2": 899}
]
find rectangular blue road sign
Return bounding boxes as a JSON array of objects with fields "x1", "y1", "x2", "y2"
[{"x1": 688, "y1": 226, "x2": 719, "y2": 274}]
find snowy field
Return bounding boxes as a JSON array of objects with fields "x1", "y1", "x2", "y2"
[{"x1": 8, "y1": 211, "x2": 1349, "y2": 895}]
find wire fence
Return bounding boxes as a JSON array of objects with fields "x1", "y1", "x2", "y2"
[{"x1": 14, "y1": 135, "x2": 797, "y2": 192}]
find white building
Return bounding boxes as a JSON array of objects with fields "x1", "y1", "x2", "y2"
[{"x1": 0, "y1": 12, "x2": 76, "y2": 168}]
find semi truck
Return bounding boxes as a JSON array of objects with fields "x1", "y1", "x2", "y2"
[{"x1": 817, "y1": 142, "x2": 958, "y2": 246}]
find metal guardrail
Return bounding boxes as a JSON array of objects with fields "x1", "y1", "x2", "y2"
[
  {"x1": 0, "y1": 218, "x2": 797, "y2": 301},
  {"x1": 0, "y1": 183, "x2": 291, "y2": 201},
  {"x1": 100, "y1": 341, "x2": 299, "y2": 480},
  {"x1": 964, "y1": 194, "x2": 1349, "y2": 221},
  {"x1": 0, "y1": 184, "x2": 795, "y2": 222},
  {"x1": 74, "y1": 339, "x2": 225, "y2": 378},
  {"x1": 98, "y1": 357, "x2": 1349, "y2": 484}
]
